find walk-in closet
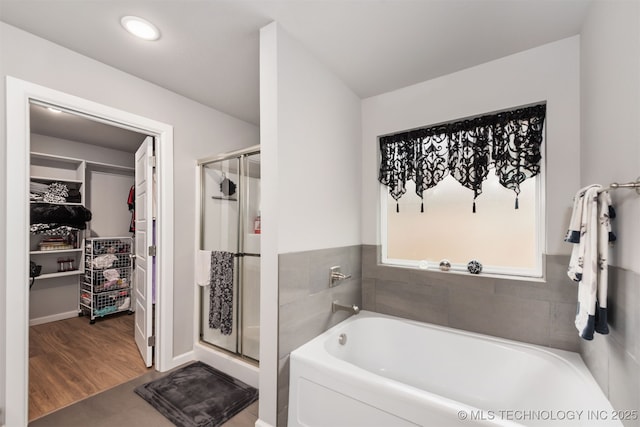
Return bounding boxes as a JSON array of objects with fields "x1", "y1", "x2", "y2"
[{"x1": 27, "y1": 102, "x2": 151, "y2": 420}]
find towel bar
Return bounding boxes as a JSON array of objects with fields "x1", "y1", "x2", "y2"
[{"x1": 598, "y1": 177, "x2": 640, "y2": 195}]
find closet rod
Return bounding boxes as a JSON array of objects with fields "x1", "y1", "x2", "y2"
[{"x1": 598, "y1": 177, "x2": 640, "y2": 194}]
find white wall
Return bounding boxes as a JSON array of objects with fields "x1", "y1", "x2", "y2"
[
  {"x1": 579, "y1": 0, "x2": 640, "y2": 415},
  {"x1": 581, "y1": 0, "x2": 639, "y2": 273},
  {"x1": 273, "y1": 31, "x2": 362, "y2": 254},
  {"x1": 0, "y1": 22, "x2": 258, "y2": 424},
  {"x1": 86, "y1": 171, "x2": 134, "y2": 237},
  {"x1": 259, "y1": 21, "x2": 362, "y2": 427},
  {"x1": 362, "y1": 36, "x2": 581, "y2": 256}
]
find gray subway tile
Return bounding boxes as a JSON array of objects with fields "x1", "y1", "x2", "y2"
[
  {"x1": 579, "y1": 334, "x2": 610, "y2": 396},
  {"x1": 361, "y1": 244, "x2": 378, "y2": 277},
  {"x1": 278, "y1": 251, "x2": 310, "y2": 305},
  {"x1": 449, "y1": 287, "x2": 551, "y2": 346},
  {"x1": 495, "y1": 278, "x2": 550, "y2": 301},
  {"x1": 608, "y1": 267, "x2": 640, "y2": 360},
  {"x1": 375, "y1": 279, "x2": 449, "y2": 326},
  {"x1": 608, "y1": 339, "x2": 640, "y2": 426},
  {"x1": 440, "y1": 273, "x2": 495, "y2": 294},
  {"x1": 278, "y1": 290, "x2": 334, "y2": 357},
  {"x1": 549, "y1": 301, "x2": 580, "y2": 352},
  {"x1": 362, "y1": 278, "x2": 376, "y2": 310}
]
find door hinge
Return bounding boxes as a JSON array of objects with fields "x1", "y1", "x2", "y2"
[
  {"x1": 151, "y1": 155, "x2": 157, "y2": 168},
  {"x1": 148, "y1": 336, "x2": 155, "y2": 346},
  {"x1": 148, "y1": 246, "x2": 157, "y2": 257}
]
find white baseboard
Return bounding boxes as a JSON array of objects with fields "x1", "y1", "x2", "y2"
[
  {"x1": 255, "y1": 419, "x2": 275, "y2": 427},
  {"x1": 165, "y1": 350, "x2": 195, "y2": 371},
  {"x1": 29, "y1": 310, "x2": 78, "y2": 326}
]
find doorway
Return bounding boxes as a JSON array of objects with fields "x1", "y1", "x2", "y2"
[
  {"x1": 27, "y1": 102, "x2": 152, "y2": 420},
  {"x1": 5, "y1": 77, "x2": 175, "y2": 427}
]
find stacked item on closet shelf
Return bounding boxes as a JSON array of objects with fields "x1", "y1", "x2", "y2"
[
  {"x1": 30, "y1": 180, "x2": 82, "y2": 204},
  {"x1": 29, "y1": 152, "x2": 90, "y2": 283},
  {"x1": 80, "y1": 237, "x2": 133, "y2": 324}
]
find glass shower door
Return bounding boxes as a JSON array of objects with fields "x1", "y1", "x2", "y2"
[
  {"x1": 199, "y1": 149, "x2": 260, "y2": 363},
  {"x1": 240, "y1": 153, "x2": 260, "y2": 361},
  {"x1": 200, "y1": 158, "x2": 240, "y2": 353}
]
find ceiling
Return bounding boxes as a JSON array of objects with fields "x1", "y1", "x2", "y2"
[
  {"x1": 1, "y1": 0, "x2": 591, "y2": 131},
  {"x1": 30, "y1": 103, "x2": 148, "y2": 152}
]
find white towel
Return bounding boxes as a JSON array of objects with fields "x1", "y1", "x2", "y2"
[
  {"x1": 196, "y1": 250, "x2": 212, "y2": 287},
  {"x1": 565, "y1": 185, "x2": 598, "y2": 281},
  {"x1": 565, "y1": 186, "x2": 615, "y2": 340}
]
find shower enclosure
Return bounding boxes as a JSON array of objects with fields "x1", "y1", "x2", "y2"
[{"x1": 198, "y1": 146, "x2": 260, "y2": 362}]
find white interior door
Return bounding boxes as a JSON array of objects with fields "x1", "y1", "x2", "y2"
[{"x1": 134, "y1": 136, "x2": 154, "y2": 367}]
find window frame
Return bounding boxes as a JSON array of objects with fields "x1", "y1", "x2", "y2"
[{"x1": 379, "y1": 129, "x2": 546, "y2": 280}]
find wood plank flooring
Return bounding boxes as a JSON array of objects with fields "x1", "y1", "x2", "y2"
[{"x1": 29, "y1": 312, "x2": 150, "y2": 421}]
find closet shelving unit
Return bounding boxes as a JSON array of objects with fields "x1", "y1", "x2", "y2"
[
  {"x1": 81, "y1": 237, "x2": 133, "y2": 324},
  {"x1": 29, "y1": 152, "x2": 86, "y2": 281},
  {"x1": 30, "y1": 148, "x2": 137, "y2": 326}
]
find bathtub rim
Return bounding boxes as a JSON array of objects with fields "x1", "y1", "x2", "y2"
[{"x1": 292, "y1": 310, "x2": 588, "y2": 369}]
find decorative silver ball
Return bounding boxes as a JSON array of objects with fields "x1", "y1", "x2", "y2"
[
  {"x1": 467, "y1": 260, "x2": 483, "y2": 274},
  {"x1": 439, "y1": 259, "x2": 451, "y2": 271}
]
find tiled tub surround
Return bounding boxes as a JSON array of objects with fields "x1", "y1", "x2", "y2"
[
  {"x1": 363, "y1": 245, "x2": 640, "y2": 426},
  {"x1": 276, "y1": 245, "x2": 638, "y2": 426},
  {"x1": 277, "y1": 245, "x2": 362, "y2": 427},
  {"x1": 362, "y1": 245, "x2": 580, "y2": 352},
  {"x1": 579, "y1": 267, "x2": 640, "y2": 427}
]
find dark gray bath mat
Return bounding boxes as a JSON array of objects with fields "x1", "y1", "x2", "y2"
[{"x1": 134, "y1": 361, "x2": 258, "y2": 427}]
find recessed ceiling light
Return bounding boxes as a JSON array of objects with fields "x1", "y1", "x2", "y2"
[{"x1": 121, "y1": 16, "x2": 160, "y2": 41}]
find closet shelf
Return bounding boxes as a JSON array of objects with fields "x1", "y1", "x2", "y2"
[
  {"x1": 34, "y1": 270, "x2": 83, "y2": 280},
  {"x1": 30, "y1": 201, "x2": 83, "y2": 206},
  {"x1": 30, "y1": 248, "x2": 83, "y2": 255},
  {"x1": 31, "y1": 151, "x2": 83, "y2": 164},
  {"x1": 30, "y1": 175, "x2": 84, "y2": 184},
  {"x1": 30, "y1": 151, "x2": 87, "y2": 286}
]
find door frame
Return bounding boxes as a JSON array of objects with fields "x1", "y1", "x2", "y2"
[{"x1": 4, "y1": 76, "x2": 175, "y2": 426}]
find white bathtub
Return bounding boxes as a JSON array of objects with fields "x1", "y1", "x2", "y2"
[{"x1": 288, "y1": 311, "x2": 622, "y2": 427}]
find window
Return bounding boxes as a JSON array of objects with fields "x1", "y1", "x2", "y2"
[{"x1": 379, "y1": 104, "x2": 545, "y2": 278}]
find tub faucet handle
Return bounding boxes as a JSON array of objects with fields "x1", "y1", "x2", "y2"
[{"x1": 329, "y1": 266, "x2": 352, "y2": 287}]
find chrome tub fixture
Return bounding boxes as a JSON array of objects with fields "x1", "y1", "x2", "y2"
[{"x1": 332, "y1": 300, "x2": 360, "y2": 315}]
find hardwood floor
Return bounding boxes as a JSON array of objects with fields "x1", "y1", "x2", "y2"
[{"x1": 29, "y1": 312, "x2": 150, "y2": 421}]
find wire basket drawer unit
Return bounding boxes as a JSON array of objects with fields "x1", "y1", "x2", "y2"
[{"x1": 80, "y1": 237, "x2": 133, "y2": 323}]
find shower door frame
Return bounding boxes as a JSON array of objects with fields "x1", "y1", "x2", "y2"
[{"x1": 197, "y1": 144, "x2": 260, "y2": 364}]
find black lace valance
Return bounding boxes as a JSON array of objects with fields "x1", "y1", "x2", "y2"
[{"x1": 379, "y1": 104, "x2": 546, "y2": 212}]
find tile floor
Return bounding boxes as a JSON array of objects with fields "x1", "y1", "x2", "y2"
[{"x1": 29, "y1": 369, "x2": 259, "y2": 427}]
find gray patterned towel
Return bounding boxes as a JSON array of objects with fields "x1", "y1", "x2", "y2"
[{"x1": 209, "y1": 251, "x2": 234, "y2": 335}]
